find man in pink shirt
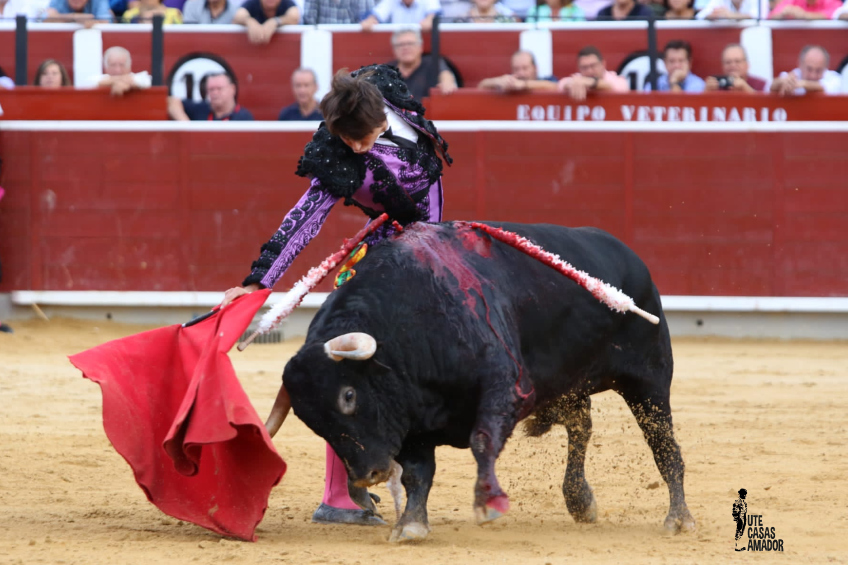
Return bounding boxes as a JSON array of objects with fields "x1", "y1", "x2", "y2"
[
  {"x1": 770, "y1": 0, "x2": 841, "y2": 19},
  {"x1": 557, "y1": 46, "x2": 630, "y2": 101}
]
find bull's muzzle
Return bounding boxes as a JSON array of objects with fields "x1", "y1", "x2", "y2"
[
  {"x1": 324, "y1": 332, "x2": 377, "y2": 361},
  {"x1": 351, "y1": 466, "x2": 393, "y2": 488}
]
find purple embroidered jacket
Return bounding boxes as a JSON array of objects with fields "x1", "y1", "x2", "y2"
[{"x1": 254, "y1": 149, "x2": 444, "y2": 289}]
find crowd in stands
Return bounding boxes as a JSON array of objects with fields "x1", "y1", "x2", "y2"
[
  {"x1": 3, "y1": 0, "x2": 848, "y2": 26},
  {"x1": 0, "y1": 0, "x2": 846, "y2": 120},
  {"x1": 1, "y1": 32, "x2": 839, "y2": 122}
]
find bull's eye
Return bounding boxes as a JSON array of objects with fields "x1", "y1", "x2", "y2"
[{"x1": 338, "y1": 386, "x2": 356, "y2": 415}]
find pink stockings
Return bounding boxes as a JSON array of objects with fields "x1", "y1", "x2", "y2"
[{"x1": 322, "y1": 443, "x2": 360, "y2": 510}]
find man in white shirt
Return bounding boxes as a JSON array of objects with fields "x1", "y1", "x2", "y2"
[
  {"x1": 2, "y1": 0, "x2": 50, "y2": 18},
  {"x1": 769, "y1": 45, "x2": 842, "y2": 96},
  {"x1": 361, "y1": 0, "x2": 441, "y2": 31},
  {"x1": 89, "y1": 46, "x2": 152, "y2": 96},
  {"x1": 696, "y1": 0, "x2": 768, "y2": 18}
]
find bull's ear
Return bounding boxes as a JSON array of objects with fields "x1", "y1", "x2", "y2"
[
  {"x1": 348, "y1": 356, "x2": 392, "y2": 379},
  {"x1": 371, "y1": 357, "x2": 393, "y2": 374}
]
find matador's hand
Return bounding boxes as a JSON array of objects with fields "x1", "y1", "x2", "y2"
[{"x1": 221, "y1": 283, "x2": 260, "y2": 308}]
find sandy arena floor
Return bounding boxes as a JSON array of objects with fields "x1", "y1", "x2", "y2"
[{"x1": 0, "y1": 318, "x2": 846, "y2": 565}]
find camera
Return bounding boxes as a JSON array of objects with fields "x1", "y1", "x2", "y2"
[{"x1": 713, "y1": 75, "x2": 733, "y2": 90}]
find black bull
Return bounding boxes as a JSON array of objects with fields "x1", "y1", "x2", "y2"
[{"x1": 265, "y1": 221, "x2": 696, "y2": 541}]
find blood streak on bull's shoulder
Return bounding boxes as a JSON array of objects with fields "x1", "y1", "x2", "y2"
[
  {"x1": 395, "y1": 222, "x2": 534, "y2": 406},
  {"x1": 396, "y1": 223, "x2": 490, "y2": 312}
]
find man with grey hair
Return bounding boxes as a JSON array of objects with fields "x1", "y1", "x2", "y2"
[
  {"x1": 705, "y1": 44, "x2": 767, "y2": 93},
  {"x1": 91, "y1": 46, "x2": 152, "y2": 96},
  {"x1": 770, "y1": 45, "x2": 842, "y2": 95},
  {"x1": 278, "y1": 68, "x2": 322, "y2": 121},
  {"x1": 387, "y1": 28, "x2": 457, "y2": 102},
  {"x1": 478, "y1": 50, "x2": 557, "y2": 91}
]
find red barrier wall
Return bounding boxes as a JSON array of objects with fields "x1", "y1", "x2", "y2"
[
  {"x1": 426, "y1": 91, "x2": 848, "y2": 121},
  {"x1": 0, "y1": 87, "x2": 168, "y2": 120},
  {"x1": 1, "y1": 125, "x2": 846, "y2": 296}
]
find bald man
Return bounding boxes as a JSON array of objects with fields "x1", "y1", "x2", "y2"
[
  {"x1": 770, "y1": 45, "x2": 842, "y2": 95},
  {"x1": 478, "y1": 50, "x2": 557, "y2": 92}
]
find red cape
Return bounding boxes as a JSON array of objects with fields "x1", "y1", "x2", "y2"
[{"x1": 69, "y1": 289, "x2": 286, "y2": 541}]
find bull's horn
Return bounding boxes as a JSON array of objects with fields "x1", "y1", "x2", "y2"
[
  {"x1": 265, "y1": 384, "x2": 292, "y2": 438},
  {"x1": 324, "y1": 332, "x2": 377, "y2": 361}
]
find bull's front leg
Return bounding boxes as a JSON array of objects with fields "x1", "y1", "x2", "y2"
[
  {"x1": 388, "y1": 442, "x2": 436, "y2": 543},
  {"x1": 470, "y1": 383, "x2": 527, "y2": 525}
]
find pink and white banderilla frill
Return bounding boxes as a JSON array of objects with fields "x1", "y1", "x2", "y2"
[{"x1": 467, "y1": 223, "x2": 660, "y2": 325}]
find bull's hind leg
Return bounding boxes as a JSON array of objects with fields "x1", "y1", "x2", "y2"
[
  {"x1": 619, "y1": 385, "x2": 696, "y2": 533},
  {"x1": 389, "y1": 442, "x2": 436, "y2": 543},
  {"x1": 562, "y1": 395, "x2": 598, "y2": 523}
]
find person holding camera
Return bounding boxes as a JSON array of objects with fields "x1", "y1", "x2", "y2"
[{"x1": 705, "y1": 44, "x2": 767, "y2": 93}]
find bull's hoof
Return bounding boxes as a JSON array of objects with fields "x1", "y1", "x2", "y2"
[
  {"x1": 388, "y1": 521, "x2": 430, "y2": 543},
  {"x1": 571, "y1": 495, "x2": 598, "y2": 523},
  {"x1": 663, "y1": 509, "x2": 696, "y2": 534},
  {"x1": 564, "y1": 481, "x2": 597, "y2": 523},
  {"x1": 475, "y1": 495, "x2": 509, "y2": 525},
  {"x1": 311, "y1": 503, "x2": 387, "y2": 526}
]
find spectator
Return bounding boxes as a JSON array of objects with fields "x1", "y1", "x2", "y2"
[
  {"x1": 387, "y1": 28, "x2": 458, "y2": 101},
  {"x1": 0, "y1": 65, "x2": 13, "y2": 89},
  {"x1": 573, "y1": 0, "x2": 614, "y2": 18},
  {"x1": 500, "y1": 0, "x2": 533, "y2": 17},
  {"x1": 90, "y1": 46, "x2": 152, "y2": 96},
  {"x1": 279, "y1": 68, "x2": 322, "y2": 120},
  {"x1": 644, "y1": 39, "x2": 705, "y2": 93},
  {"x1": 696, "y1": 0, "x2": 768, "y2": 19},
  {"x1": 596, "y1": 0, "x2": 653, "y2": 19},
  {"x1": 525, "y1": 0, "x2": 585, "y2": 20},
  {"x1": 457, "y1": 0, "x2": 517, "y2": 22},
  {"x1": 834, "y1": 2, "x2": 848, "y2": 19},
  {"x1": 704, "y1": 44, "x2": 766, "y2": 92},
  {"x1": 557, "y1": 45, "x2": 629, "y2": 100},
  {"x1": 122, "y1": 0, "x2": 183, "y2": 21},
  {"x1": 1, "y1": 0, "x2": 24, "y2": 18},
  {"x1": 361, "y1": 0, "x2": 440, "y2": 31},
  {"x1": 663, "y1": 0, "x2": 694, "y2": 18},
  {"x1": 6, "y1": 0, "x2": 52, "y2": 18},
  {"x1": 108, "y1": 0, "x2": 127, "y2": 18},
  {"x1": 769, "y1": 45, "x2": 842, "y2": 95},
  {"x1": 34, "y1": 59, "x2": 71, "y2": 88},
  {"x1": 770, "y1": 0, "x2": 841, "y2": 19},
  {"x1": 168, "y1": 72, "x2": 255, "y2": 120},
  {"x1": 478, "y1": 50, "x2": 557, "y2": 91},
  {"x1": 45, "y1": 0, "x2": 113, "y2": 24},
  {"x1": 302, "y1": 0, "x2": 373, "y2": 23},
  {"x1": 233, "y1": 0, "x2": 298, "y2": 45},
  {"x1": 643, "y1": 0, "x2": 666, "y2": 17},
  {"x1": 437, "y1": 0, "x2": 471, "y2": 19},
  {"x1": 182, "y1": 0, "x2": 240, "y2": 22}
]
